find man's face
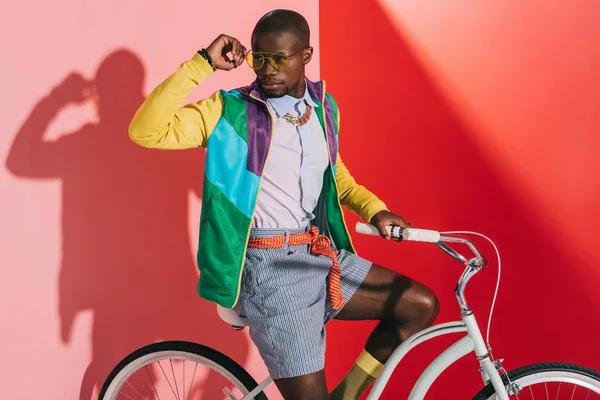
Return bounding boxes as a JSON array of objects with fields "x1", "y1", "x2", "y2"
[{"x1": 250, "y1": 31, "x2": 312, "y2": 98}]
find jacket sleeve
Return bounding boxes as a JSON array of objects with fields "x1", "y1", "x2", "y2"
[
  {"x1": 336, "y1": 154, "x2": 388, "y2": 222},
  {"x1": 129, "y1": 53, "x2": 223, "y2": 149}
]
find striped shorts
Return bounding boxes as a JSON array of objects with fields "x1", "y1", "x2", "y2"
[{"x1": 233, "y1": 228, "x2": 372, "y2": 379}]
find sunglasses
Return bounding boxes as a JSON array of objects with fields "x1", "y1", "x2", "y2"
[{"x1": 245, "y1": 48, "x2": 309, "y2": 71}]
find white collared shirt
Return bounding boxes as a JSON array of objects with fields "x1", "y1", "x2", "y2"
[{"x1": 252, "y1": 85, "x2": 329, "y2": 228}]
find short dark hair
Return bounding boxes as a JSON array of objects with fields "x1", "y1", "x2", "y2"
[{"x1": 252, "y1": 9, "x2": 310, "y2": 48}]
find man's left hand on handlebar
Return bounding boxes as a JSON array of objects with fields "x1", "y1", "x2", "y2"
[{"x1": 370, "y1": 210, "x2": 413, "y2": 240}]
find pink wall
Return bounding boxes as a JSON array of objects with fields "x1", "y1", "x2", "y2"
[
  {"x1": 0, "y1": 2, "x2": 318, "y2": 399},
  {"x1": 320, "y1": 0, "x2": 600, "y2": 398}
]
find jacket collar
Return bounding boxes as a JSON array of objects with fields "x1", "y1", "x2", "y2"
[{"x1": 245, "y1": 77, "x2": 325, "y2": 104}]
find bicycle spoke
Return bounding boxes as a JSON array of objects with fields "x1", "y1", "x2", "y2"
[
  {"x1": 125, "y1": 379, "x2": 148, "y2": 399},
  {"x1": 145, "y1": 365, "x2": 161, "y2": 400},
  {"x1": 170, "y1": 360, "x2": 181, "y2": 400},
  {"x1": 157, "y1": 360, "x2": 180, "y2": 400},
  {"x1": 101, "y1": 344, "x2": 257, "y2": 400},
  {"x1": 506, "y1": 382, "x2": 600, "y2": 400},
  {"x1": 187, "y1": 363, "x2": 198, "y2": 400},
  {"x1": 134, "y1": 369, "x2": 157, "y2": 400},
  {"x1": 117, "y1": 389, "x2": 138, "y2": 400}
]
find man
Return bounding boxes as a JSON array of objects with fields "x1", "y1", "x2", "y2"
[{"x1": 129, "y1": 9, "x2": 439, "y2": 400}]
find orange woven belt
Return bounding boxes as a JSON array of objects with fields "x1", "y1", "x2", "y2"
[{"x1": 247, "y1": 226, "x2": 344, "y2": 310}]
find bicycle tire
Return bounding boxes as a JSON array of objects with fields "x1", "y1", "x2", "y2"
[
  {"x1": 472, "y1": 362, "x2": 600, "y2": 399},
  {"x1": 99, "y1": 340, "x2": 268, "y2": 400}
]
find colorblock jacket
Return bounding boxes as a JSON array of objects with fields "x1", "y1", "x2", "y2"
[{"x1": 129, "y1": 53, "x2": 387, "y2": 308}]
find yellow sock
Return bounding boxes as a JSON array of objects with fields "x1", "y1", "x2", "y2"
[{"x1": 329, "y1": 350, "x2": 384, "y2": 400}]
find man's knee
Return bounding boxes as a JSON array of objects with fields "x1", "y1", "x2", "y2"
[
  {"x1": 422, "y1": 287, "x2": 440, "y2": 326},
  {"x1": 392, "y1": 283, "x2": 439, "y2": 329}
]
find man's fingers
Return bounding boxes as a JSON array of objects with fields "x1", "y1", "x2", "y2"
[
  {"x1": 231, "y1": 40, "x2": 241, "y2": 64},
  {"x1": 400, "y1": 220, "x2": 412, "y2": 229},
  {"x1": 221, "y1": 35, "x2": 233, "y2": 54},
  {"x1": 206, "y1": 34, "x2": 247, "y2": 70},
  {"x1": 370, "y1": 211, "x2": 412, "y2": 241},
  {"x1": 376, "y1": 222, "x2": 391, "y2": 240},
  {"x1": 237, "y1": 44, "x2": 248, "y2": 66},
  {"x1": 218, "y1": 54, "x2": 236, "y2": 71},
  {"x1": 388, "y1": 217, "x2": 410, "y2": 229},
  {"x1": 232, "y1": 40, "x2": 246, "y2": 65}
]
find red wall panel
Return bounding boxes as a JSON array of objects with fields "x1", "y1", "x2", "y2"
[{"x1": 320, "y1": 0, "x2": 600, "y2": 397}]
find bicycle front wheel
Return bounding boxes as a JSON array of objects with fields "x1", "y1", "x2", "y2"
[
  {"x1": 473, "y1": 362, "x2": 600, "y2": 399},
  {"x1": 99, "y1": 340, "x2": 268, "y2": 400}
]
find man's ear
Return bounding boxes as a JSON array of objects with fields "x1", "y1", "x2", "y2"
[{"x1": 303, "y1": 47, "x2": 313, "y2": 64}]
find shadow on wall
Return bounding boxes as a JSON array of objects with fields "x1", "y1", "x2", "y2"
[
  {"x1": 320, "y1": 0, "x2": 600, "y2": 398},
  {"x1": 6, "y1": 49, "x2": 249, "y2": 399}
]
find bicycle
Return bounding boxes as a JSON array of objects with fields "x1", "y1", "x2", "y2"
[{"x1": 100, "y1": 224, "x2": 600, "y2": 399}]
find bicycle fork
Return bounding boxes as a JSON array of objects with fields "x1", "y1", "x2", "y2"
[{"x1": 463, "y1": 311, "x2": 513, "y2": 399}]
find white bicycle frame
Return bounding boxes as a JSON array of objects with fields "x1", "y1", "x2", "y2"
[
  {"x1": 367, "y1": 317, "x2": 507, "y2": 399},
  {"x1": 367, "y1": 232, "x2": 510, "y2": 399},
  {"x1": 220, "y1": 230, "x2": 511, "y2": 400}
]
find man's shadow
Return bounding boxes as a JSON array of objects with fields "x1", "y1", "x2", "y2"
[{"x1": 6, "y1": 49, "x2": 249, "y2": 399}]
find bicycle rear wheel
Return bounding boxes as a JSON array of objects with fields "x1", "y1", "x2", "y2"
[
  {"x1": 473, "y1": 362, "x2": 600, "y2": 399},
  {"x1": 99, "y1": 340, "x2": 268, "y2": 400}
]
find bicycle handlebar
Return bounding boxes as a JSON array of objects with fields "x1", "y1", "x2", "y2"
[
  {"x1": 355, "y1": 222, "x2": 487, "y2": 267},
  {"x1": 355, "y1": 223, "x2": 499, "y2": 349},
  {"x1": 355, "y1": 223, "x2": 441, "y2": 243}
]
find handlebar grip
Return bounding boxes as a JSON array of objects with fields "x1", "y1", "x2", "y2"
[
  {"x1": 402, "y1": 228, "x2": 441, "y2": 243},
  {"x1": 355, "y1": 223, "x2": 440, "y2": 243},
  {"x1": 355, "y1": 223, "x2": 402, "y2": 239},
  {"x1": 355, "y1": 222, "x2": 381, "y2": 236}
]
